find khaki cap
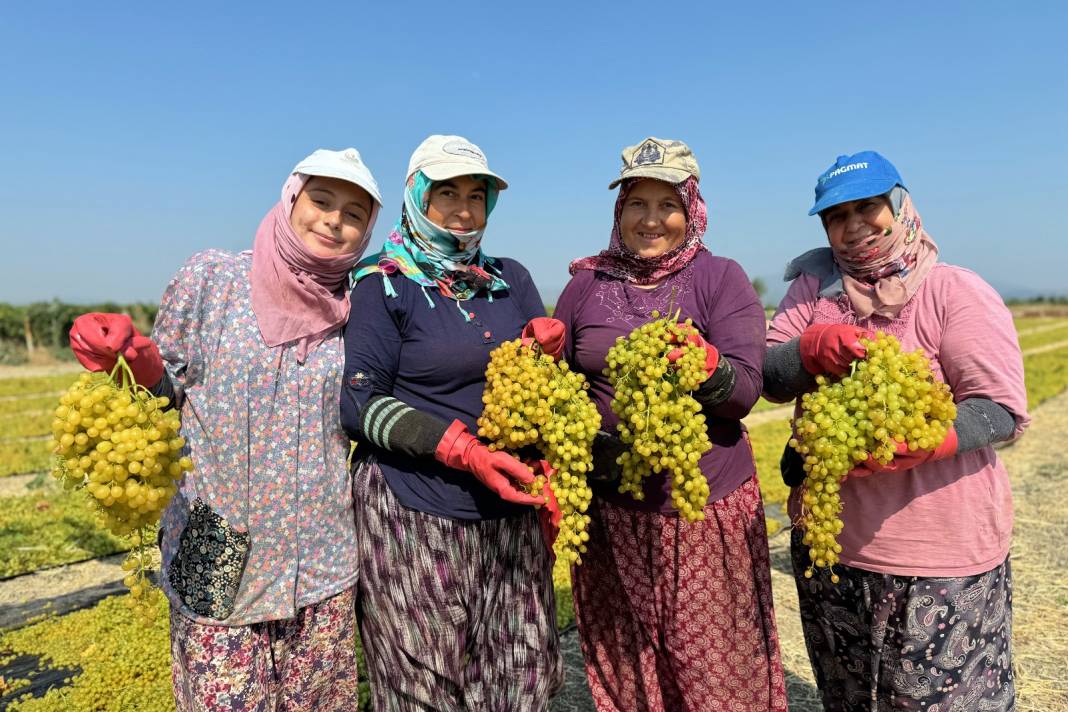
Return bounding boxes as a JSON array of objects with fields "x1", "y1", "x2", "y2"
[{"x1": 608, "y1": 137, "x2": 700, "y2": 189}]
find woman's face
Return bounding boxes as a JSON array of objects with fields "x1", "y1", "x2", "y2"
[
  {"x1": 425, "y1": 175, "x2": 488, "y2": 232},
  {"x1": 619, "y1": 179, "x2": 687, "y2": 258},
  {"x1": 290, "y1": 176, "x2": 374, "y2": 257},
  {"x1": 821, "y1": 196, "x2": 895, "y2": 253}
]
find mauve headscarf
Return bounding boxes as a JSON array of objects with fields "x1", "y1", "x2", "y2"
[
  {"x1": 834, "y1": 191, "x2": 938, "y2": 319},
  {"x1": 569, "y1": 176, "x2": 708, "y2": 284},
  {"x1": 785, "y1": 189, "x2": 938, "y2": 319},
  {"x1": 249, "y1": 173, "x2": 379, "y2": 362}
]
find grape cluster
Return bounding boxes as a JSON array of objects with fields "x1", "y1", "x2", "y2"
[
  {"x1": 478, "y1": 339, "x2": 600, "y2": 583},
  {"x1": 604, "y1": 311, "x2": 714, "y2": 522},
  {"x1": 51, "y1": 356, "x2": 191, "y2": 615},
  {"x1": 789, "y1": 331, "x2": 956, "y2": 581}
]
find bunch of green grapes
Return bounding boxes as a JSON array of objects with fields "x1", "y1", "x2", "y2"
[
  {"x1": 51, "y1": 356, "x2": 192, "y2": 617},
  {"x1": 478, "y1": 339, "x2": 600, "y2": 581},
  {"x1": 604, "y1": 311, "x2": 714, "y2": 522},
  {"x1": 789, "y1": 331, "x2": 956, "y2": 581}
]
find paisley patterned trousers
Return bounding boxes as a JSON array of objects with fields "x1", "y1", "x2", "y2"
[{"x1": 792, "y1": 529, "x2": 1015, "y2": 711}]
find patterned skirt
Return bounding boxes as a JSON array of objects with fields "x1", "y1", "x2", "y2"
[
  {"x1": 572, "y1": 474, "x2": 788, "y2": 712},
  {"x1": 352, "y1": 458, "x2": 563, "y2": 711},
  {"x1": 170, "y1": 587, "x2": 361, "y2": 712},
  {"x1": 791, "y1": 529, "x2": 1015, "y2": 711}
]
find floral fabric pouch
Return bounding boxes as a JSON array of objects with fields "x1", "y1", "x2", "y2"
[{"x1": 168, "y1": 498, "x2": 250, "y2": 620}]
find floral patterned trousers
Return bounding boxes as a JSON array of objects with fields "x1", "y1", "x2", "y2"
[{"x1": 170, "y1": 587, "x2": 361, "y2": 712}]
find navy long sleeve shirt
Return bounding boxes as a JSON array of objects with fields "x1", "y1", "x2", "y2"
[{"x1": 341, "y1": 258, "x2": 546, "y2": 520}]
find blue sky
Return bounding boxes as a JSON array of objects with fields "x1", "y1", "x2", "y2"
[{"x1": 1, "y1": 1, "x2": 1065, "y2": 305}]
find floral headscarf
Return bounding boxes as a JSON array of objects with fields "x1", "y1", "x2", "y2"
[
  {"x1": 351, "y1": 171, "x2": 509, "y2": 320},
  {"x1": 568, "y1": 176, "x2": 708, "y2": 284}
]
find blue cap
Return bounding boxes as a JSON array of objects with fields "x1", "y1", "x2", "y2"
[{"x1": 809, "y1": 151, "x2": 906, "y2": 216}]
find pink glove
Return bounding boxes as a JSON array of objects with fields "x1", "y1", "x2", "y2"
[
  {"x1": 666, "y1": 327, "x2": 719, "y2": 381},
  {"x1": 70, "y1": 313, "x2": 165, "y2": 386},
  {"x1": 799, "y1": 323, "x2": 871, "y2": 376},
  {"x1": 521, "y1": 317, "x2": 565, "y2": 361},
  {"x1": 528, "y1": 459, "x2": 562, "y2": 555},
  {"x1": 434, "y1": 420, "x2": 544, "y2": 506},
  {"x1": 849, "y1": 428, "x2": 959, "y2": 478}
]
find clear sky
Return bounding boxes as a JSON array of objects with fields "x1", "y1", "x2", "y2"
[{"x1": 1, "y1": 1, "x2": 1065, "y2": 305}]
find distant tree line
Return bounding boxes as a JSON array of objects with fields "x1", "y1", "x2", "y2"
[
  {"x1": 6, "y1": 290, "x2": 1056, "y2": 364},
  {"x1": 0, "y1": 301, "x2": 158, "y2": 364},
  {"x1": 1005, "y1": 295, "x2": 1068, "y2": 305}
]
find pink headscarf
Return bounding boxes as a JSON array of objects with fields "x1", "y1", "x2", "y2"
[
  {"x1": 832, "y1": 192, "x2": 938, "y2": 319},
  {"x1": 569, "y1": 176, "x2": 708, "y2": 285},
  {"x1": 249, "y1": 173, "x2": 378, "y2": 362}
]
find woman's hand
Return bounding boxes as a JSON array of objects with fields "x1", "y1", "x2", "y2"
[
  {"x1": 666, "y1": 326, "x2": 719, "y2": 382},
  {"x1": 70, "y1": 313, "x2": 164, "y2": 386},
  {"x1": 434, "y1": 420, "x2": 544, "y2": 506},
  {"x1": 521, "y1": 317, "x2": 565, "y2": 360},
  {"x1": 848, "y1": 428, "x2": 959, "y2": 478},
  {"x1": 799, "y1": 323, "x2": 871, "y2": 376}
]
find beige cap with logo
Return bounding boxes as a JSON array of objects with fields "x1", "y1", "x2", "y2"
[
  {"x1": 608, "y1": 137, "x2": 700, "y2": 189},
  {"x1": 407, "y1": 134, "x2": 509, "y2": 190}
]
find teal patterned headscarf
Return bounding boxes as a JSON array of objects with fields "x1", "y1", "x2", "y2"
[{"x1": 351, "y1": 171, "x2": 509, "y2": 320}]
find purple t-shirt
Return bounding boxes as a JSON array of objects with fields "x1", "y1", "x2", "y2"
[{"x1": 553, "y1": 251, "x2": 766, "y2": 512}]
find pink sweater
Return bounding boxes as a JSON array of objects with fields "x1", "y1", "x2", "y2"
[{"x1": 767, "y1": 264, "x2": 1030, "y2": 577}]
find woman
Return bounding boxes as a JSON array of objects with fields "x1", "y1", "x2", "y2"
[
  {"x1": 553, "y1": 137, "x2": 788, "y2": 711},
  {"x1": 764, "y1": 151, "x2": 1028, "y2": 711},
  {"x1": 69, "y1": 147, "x2": 383, "y2": 710},
  {"x1": 340, "y1": 134, "x2": 564, "y2": 710}
]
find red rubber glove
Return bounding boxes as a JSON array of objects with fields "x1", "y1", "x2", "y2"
[
  {"x1": 666, "y1": 327, "x2": 719, "y2": 381},
  {"x1": 521, "y1": 317, "x2": 565, "y2": 361},
  {"x1": 849, "y1": 427, "x2": 959, "y2": 478},
  {"x1": 70, "y1": 313, "x2": 165, "y2": 386},
  {"x1": 434, "y1": 420, "x2": 544, "y2": 506},
  {"x1": 799, "y1": 324, "x2": 872, "y2": 377},
  {"x1": 528, "y1": 459, "x2": 562, "y2": 556}
]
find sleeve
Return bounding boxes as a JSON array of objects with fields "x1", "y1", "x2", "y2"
[
  {"x1": 765, "y1": 274, "x2": 818, "y2": 346},
  {"x1": 551, "y1": 271, "x2": 590, "y2": 362},
  {"x1": 340, "y1": 276, "x2": 450, "y2": 459},
  {"x1": 150, "y1": 253, "x2": 216, "y2": 408},
  {"x1": 501, "y1": 259, "x2": 548, "y2": 322},
  {"x1": 697, "y1": 260, "x2": 766, "y2": 421},
  {"x1": 763, "y1": 275, "x2": 820, "y2": 402},
  {"x1": 934, "y1": 270, "x2": 1030, "y2": 438},
  {"x1": 954, "y1": 397, "x2": 1018, "y2": 452}
]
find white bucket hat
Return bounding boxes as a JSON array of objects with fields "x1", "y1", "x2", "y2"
[
  {"x1": 293, "y1": 148, "x2": 383, "y2": 207},
  {"x1": 406, "y1": 135, "x2": 508, "y2": 190}
]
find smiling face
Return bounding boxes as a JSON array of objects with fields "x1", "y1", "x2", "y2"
[
  {"x1": 820, "y1": 196, "x2": 895, "y2": 253},
  {"x1": 424, "y1": 174, "x2": 488, "y2": 232},
  {"x1": 289, "y1": 175, "x2": 375, "y2": 257},
  {"x1": 618, "y1": 179, "x2": 687, "y2": 258}
]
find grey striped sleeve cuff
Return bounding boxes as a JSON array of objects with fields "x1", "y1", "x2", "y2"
[{"x1": 359, "y1": 395, "x2": 450, "y2": 459}]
